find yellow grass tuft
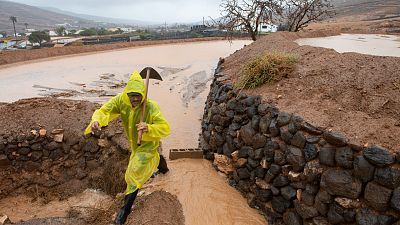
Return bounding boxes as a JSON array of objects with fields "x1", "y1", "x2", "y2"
[{"x1": 236, "y1": 51, "x2": 299, "y2": 89}]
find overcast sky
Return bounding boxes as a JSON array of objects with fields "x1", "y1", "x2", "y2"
[{"x1": 7, "y1": 0, "x2": 223, "y2": 23}]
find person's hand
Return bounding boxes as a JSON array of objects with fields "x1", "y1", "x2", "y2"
[
  {"x1": 91, "y1": 121, "x2": 101, "y2": 134},
  {"x1": 136, "y1": 122, "x2": 148, "y2": 132}
]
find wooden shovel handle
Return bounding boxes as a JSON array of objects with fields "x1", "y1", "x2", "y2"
[{"x1": 137, "y1": 69, "x2": 151, "y2": 146}]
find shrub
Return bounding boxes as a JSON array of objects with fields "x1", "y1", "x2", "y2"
[{"x1": 236, "y1": 51, "x2": 298, "y2": 89}]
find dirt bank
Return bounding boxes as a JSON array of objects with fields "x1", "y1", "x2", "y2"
[
  {"x1": 222, "y1": 31, "x2": 400, "y2": 151},
  {"x1": 0, "y1": 37, "x2": 229, "y2": 67}
]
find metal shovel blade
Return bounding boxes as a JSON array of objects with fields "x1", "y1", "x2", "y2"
[{"x1": 139, "y1": 67, "x2": 163, "y2": 81}]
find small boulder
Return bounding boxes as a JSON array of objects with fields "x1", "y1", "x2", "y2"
[
  {"x1": 323, "y1": 131, "x2": 347, "y2": 147},
  {"x1": 364, "y1": 182, "x2": 392, "y2": 211},
  {"x1": 321, "y1": 169, "x2": 362, "y2": 199},
  {"x1": 363, "y1": 145, "x2": 395, "y2": 167}
]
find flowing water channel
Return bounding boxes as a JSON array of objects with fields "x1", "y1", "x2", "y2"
[
  {"x1": 296, "y1": 33, "x2": 400, "y2": 57},
  {"x1": 0, "y1": 40, "x2": 269, "y2": 224}
]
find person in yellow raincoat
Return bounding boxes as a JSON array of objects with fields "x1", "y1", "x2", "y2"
[{"x1": 84, "y1": 70, "x2": 170, "y2": 224}]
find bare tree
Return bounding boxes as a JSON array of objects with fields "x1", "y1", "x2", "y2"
[
  {"x1": 218, "y1": 0, "x2": 334, "y2": 39},
  {"x1": 277, "y1": 0, "x2": 334, "y2": 32},
  {"x1": 9, "y1": 16, "x2": 17, "y2": 38},
  {"x1": 220, "y1": 0, "x2": 278, "y2": 41}
]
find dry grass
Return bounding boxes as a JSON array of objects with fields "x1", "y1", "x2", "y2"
[{"x1": 236, "y1": 51, "x2": 299, "y2": 89}]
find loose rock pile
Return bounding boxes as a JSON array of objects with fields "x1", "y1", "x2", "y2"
[{"x1": 201, "y1": 64, "x2": 400, "y2": 224}]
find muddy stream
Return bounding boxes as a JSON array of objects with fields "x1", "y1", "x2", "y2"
[{"x1": 0, "y1": 40, "x2": 268, "y2": 224}]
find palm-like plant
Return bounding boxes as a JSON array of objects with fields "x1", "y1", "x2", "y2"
[
  {"x1": 9, "y1": 16, "x2": 17, "y2": 38},
  {"x1": 24, "y1": 23, "x2": 28, "y2": 30}
]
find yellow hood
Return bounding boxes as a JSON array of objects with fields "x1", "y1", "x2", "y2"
[{"x1": 123, "y1": 70, "x2": 145, "y2": 102}]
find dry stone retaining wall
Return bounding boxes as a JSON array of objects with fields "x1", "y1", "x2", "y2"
[
  {"x1": 200, "y1": 63, "x2": 400, "y2": 225},
  {"x1": 0, "y1": 128, "x2": 128, "y2": 198}
]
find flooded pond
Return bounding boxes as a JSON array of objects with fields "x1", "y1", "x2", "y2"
[{"x1": 296, "y1": 33, "x2": 400, "y2": 57}]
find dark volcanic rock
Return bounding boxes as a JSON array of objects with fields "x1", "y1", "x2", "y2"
[
  {"x1": 274, "y1": 150, "x2": 286, "y2": 165},
  {"x1": 254, "y1": 148, "x2": 264, "y2": 160},
  {"x1": 280, "y1": 127, "x2": 293, "y2": 144},
  {"x1": 17, "y1": 147, "x2": 30, "y2": 155},
  {"x1": 269, "y1": 119, "x2": 280, "y2": 137},
  {"x1": 82, "y1": 139, "x2": 99, "y2": 153},
  {"x1": 252, "y1": 133, "x2": 267, "y2": 149},
  {"x1": 239, "y1": 123, "x2": 256, "y2": 146},
  {"x1": 277, "y1": 112, "x2": 291, "y2": 127},
  {"x1": 322, "y1": 131, "x2": 347, "y2": 147},
  {"x1": 335, "y1": 147, "x2": 354, "y2": 169},
  {"x1": 353, "y1": 155, "x2": 375, "y2": 183},
  {"x1": 256, "y1": 189, "x2": 273, "y2": 202},
  {"x1": 319, "y1": 146, "x2": 336, "y2": 166},
  {"x1": 283, "y1": 211, "x2": 302, "y2": 225},
  {"x1": 239, "y1": 146, "x2": 252, "y2": 158},
  {"x1": 259, "y1": 115, "x2": 272, "y2": 134},
  {"x1": 356, "y1": 208, "x2": 378, "y2": 225},
  {"x1": 327, "y1": 203, "x2": 345, "y2": 224},
  {"x1": 269, "y1": 164, "x2": 282, "y2": 175},
  {"x1": 391, "y1": 187, "x2": 400, "y2": 211},
  {"x1": 301, "y1": 191, "x2": 315, "y2": 206},
  {"x1": 44, "y1": 141, "x2": 59, "y2": 151},
  {"x1": 321, "y1": 169, "x2": 362, "y2": 199},
  {"x1": 294, "y1": 200, "x2": 319, "y2": 219},
  {"x1": 304, "y1": 143, "x2": 318, "y2": 162},
  {"x1": 315, "y1": 190, "x2": 332, "y2": 204},
  {"x1": 363, "y1": 145, "x2": 395, "y2": 167},
  {"x1": 272, "y1": 196, "x2": 292, "y2": 214},
  {"x1": 273, "y1": 175, "x2": 290, "y2": 187},
  {"x1": 251, "y1": 115, "x2": 260, "y2": 131},
  {"x1": 291, "y1": 132, "x2": 306, "y2": 149},
  {"x1": 374, "y1": 167, "x2": 400, "y2": 189},
  {"x1": 364, "y1": 182, "x2": 392, "y2": 211},
  {"x1": 281, "y1": 186, "x2": 296, "y2": 201},
  {"x1": 312, "y1": 217, "x2": 330, "y2": 225},
  {"x1": 286, "y1": 146, "x2": 306, "y2": 172},
  {"x1": 237, "y1": 168, "x2": 251, "y2": 179}
]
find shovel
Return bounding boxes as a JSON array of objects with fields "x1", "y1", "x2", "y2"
[{"x1": 137, "y1": 67, "x2": 163, "y2": 146}]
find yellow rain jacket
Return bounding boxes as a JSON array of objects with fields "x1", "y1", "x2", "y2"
[{"x1": 84, "y1": 71, "x2": 170, "y2": 195}]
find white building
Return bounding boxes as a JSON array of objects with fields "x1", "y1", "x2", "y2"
[{"x1": 258, "y1": 23, "x2": 278, "y2": 33}]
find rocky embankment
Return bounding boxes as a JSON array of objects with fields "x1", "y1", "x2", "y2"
[{"x1": 201, "y1": 63, "x2": 400, "y2": 225}]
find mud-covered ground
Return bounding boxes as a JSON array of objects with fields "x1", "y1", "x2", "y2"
[
  {"x1": 0, "y1": 98, "x2": 185, "y2": 225},
  {"x1": 222, "y1": 31, "x2": 400, "y2": 151}
]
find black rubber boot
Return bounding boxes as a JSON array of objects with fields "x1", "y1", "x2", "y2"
[
  {"x1": 158, "y1": 155, "x2": 169, "y2": 174},
  {"x1": 114, "y1": 190, "x2": 138, "y2": 225}
]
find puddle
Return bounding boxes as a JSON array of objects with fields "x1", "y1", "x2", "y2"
[{"x1": 296, "y1": 33, "x2": 400, "y2": 57}]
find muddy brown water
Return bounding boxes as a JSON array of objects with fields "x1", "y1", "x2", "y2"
[
  {"x1": 296, "y1": 33, "x2": 400, "y2": 57},
  {"x1": 0, "y1": 40, "x2": 267, "y2": 224}
]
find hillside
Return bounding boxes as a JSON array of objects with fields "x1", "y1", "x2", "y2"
[
  {"x1": 0, "y1": 0, "x2": 112, "y2": 34},
  {"x1": 307, "y1": 0, "x2": 400, "y2": 33},
  {"x1": 332, "y1": 0, "x2": 400, "y2": 20}
]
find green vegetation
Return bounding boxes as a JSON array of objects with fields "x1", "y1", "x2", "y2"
[
  {"x1": 56, "y1": 26, "x2": 66, "y2": 36},
  {"x1": 28, "y1": 31, "x2": 50, "y2": 47},
  {"x1": 236, "y1": 51, "x2": 299, "y2": 89}
]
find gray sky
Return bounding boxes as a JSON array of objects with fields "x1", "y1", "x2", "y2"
[{"x1": 7, "y1": 0, "x2": 223, "y2": 23}]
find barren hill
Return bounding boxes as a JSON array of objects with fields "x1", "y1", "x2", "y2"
[{"x1": 0, "y1": 0, "x2": 109, "y2": 34}]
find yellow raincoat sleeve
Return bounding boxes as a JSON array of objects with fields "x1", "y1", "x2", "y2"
[
  {"x1": 84, "y1": 95, "x2": 121, "y2": 135},
  {"x1": 142, "y1": 101, "x2": 170, "y2": 142}
]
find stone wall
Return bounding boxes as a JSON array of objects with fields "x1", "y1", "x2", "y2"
[
  {"x1": 200, "y1": 64, "x2": 400, "y2": 225},
  {"x1": 0, "y1": 128, "x2": 128, "y2": 198}
]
